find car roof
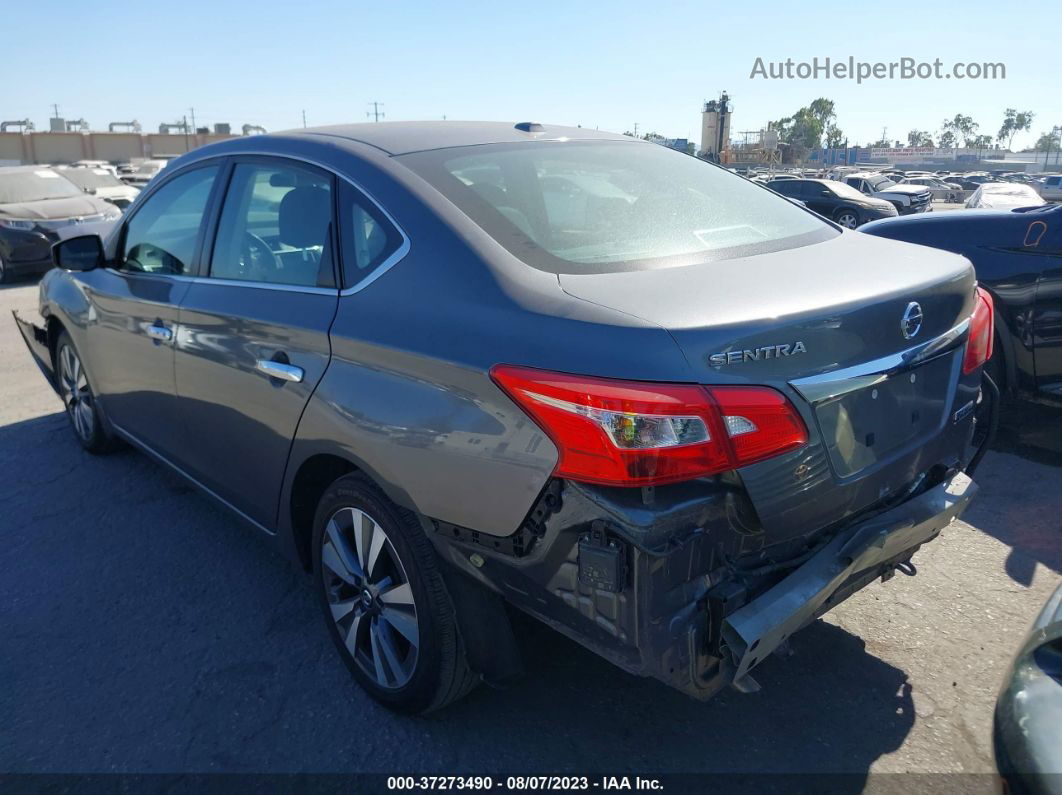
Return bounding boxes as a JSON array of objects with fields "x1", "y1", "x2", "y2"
[{"x1": 296, "y1": 121, "x2": 634, "y2": 156}]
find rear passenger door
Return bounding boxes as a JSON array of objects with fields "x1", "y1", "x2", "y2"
[{"x1": 172, "y1": 157, "x2": 340, "y2": 528}]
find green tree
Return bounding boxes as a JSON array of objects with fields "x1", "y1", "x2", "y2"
[
  {"x1": 907, "y1": 130, "x2": 934, "y2": 147},
  {"x1": 769, "y1": 98, "x2": 840, "y2": 161},
  {"x1": 1033, "y1": 130, "x2": 1060, "y2": 152},
  {"x1": 824, "y1": 124, "x2": 845, "y2": 148},
  {"x1": 941, "y1": 114, "x2": 979, "y2": 147},
  {"x1": 997, "y1": 109, "x2": 1035, "y2": 150},
  {"x1": 938, "y1": 130, "x2": 957, "y2": 149}
]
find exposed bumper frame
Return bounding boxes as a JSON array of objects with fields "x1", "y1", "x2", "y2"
[
  {"x1": 12, "y1": 310, "x2": 58, "y2": 393},
  {"x1": 721, "y1": 470, "x2": 977, "y2": 682}
]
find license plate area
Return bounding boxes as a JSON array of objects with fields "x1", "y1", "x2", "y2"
[{"x1": 814, "y1": 352, "x2": 958, "y2": 478}]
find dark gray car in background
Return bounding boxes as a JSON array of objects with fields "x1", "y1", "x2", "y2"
[{"x1": 15, "y1": 122, "x2": 995, "y2": 713}]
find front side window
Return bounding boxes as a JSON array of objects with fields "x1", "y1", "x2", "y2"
[
  {"x1": 210, "y1": 162, "x2": 335, "y2": 288},
  {"x1": 122, "y1": 166, "x2": 218, "y2": 275},
  {"x1": 399, "y1": 141, "x2": 834, "y2": 274}
]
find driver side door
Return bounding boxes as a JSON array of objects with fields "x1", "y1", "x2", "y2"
[{"x1": 78, "y1": 164, "x2": 221, "y2": 458}]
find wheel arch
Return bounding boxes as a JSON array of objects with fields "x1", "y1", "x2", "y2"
[
  {"x1": 287, "y1": 452, "x2": 360, "y2": 571},
  {"x1": 45, "y1": 314, "x2": 66, "y2": 370}
]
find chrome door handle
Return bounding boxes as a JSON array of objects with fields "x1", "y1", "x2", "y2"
[
  {"x1": 146, "y1": 324, "x2": 172, "y2": 342},
  {"x1": 256, "y1": 359, "x2": 304, "y2": 383}
]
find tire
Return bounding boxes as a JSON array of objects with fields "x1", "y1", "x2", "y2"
[
  {"x1": 312, "y1": 472, "x2": 478, "y2": 713},
  {"x1": 834, "y1": 208, "x2": 860, "y2": 229},
  {"x1": 0, "y1": 253, "x2": 9, "y2": 284},
  {"x1": 54, "y1": 331, "x2": 117, "y2": 454}
]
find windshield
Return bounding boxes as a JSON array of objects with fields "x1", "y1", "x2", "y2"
[
  {"x1": 400, "y1": 141, "x2": 835, "y2": 274},
  {"x1": 868, "y1": 176, "x2": 897, "y2": 190},
  {"x1": 0, "y1": 169, "x2": 84, "y2": 203},
  {"x1": 61, "y1": 169, "x2": 125, "y2": 190}
]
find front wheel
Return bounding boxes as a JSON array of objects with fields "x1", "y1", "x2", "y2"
[
  {"x1": 55, "y1": 331, "x2": 116, "y2": 453},
  {"x1": 834, "y1": 209, "x2": 860, "y2": 229},
  {"x1": 312, "y1": 472, "x2": 478, "y2": 713}
]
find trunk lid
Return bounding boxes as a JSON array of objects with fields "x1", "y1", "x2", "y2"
[
  {"x1": 557, "y1": 231, "x2": 974, "y2": 384},
  {"x1": 559, "y1": 231, "x2": 978, "y2": 546}
]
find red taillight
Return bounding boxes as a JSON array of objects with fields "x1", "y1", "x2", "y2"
[
  {"x1": 490, "y1": 365, "x2": 808, "y2": 487},
  {"x1": 963, "y1": 287, "x2": 994, "y2": 375}
]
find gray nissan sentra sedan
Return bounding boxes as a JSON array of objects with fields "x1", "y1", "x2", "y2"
[{"x1": 15, "y1": 121, "x2": 996, "y2": 713}]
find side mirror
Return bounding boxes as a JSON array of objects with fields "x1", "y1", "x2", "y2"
[{"x1": 53, "y1": 234, "x2": 104, "y2": 272}]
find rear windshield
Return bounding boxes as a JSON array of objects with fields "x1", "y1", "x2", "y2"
[
  {"x1": 0, "y1": 169, "x2": 84, "y2": 203},
  {"x1": 399, "y1": 141, "x2": 836, "y2": 274}
]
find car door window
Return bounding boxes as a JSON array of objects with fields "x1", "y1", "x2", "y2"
[
  {"x1": 121, "y1": 166, "x2": 218, "y2": 275},
  {"x1": 210, "y1": 162, "x2": 336, "y2": 288},
  {"x1": 338, "y1": 180, "x2": 403, "y2": 288}
]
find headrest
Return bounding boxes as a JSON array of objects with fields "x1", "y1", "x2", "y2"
[{"x1": 278, "y1": 187, "x2": 330, "y2": 247}]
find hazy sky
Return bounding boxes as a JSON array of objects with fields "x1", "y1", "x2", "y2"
[{"x1": 8, "y1": 0, "x2": 1059, "y2": 149}]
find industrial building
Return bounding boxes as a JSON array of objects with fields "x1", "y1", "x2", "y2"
[{"x1": 0, "y1": 118, "x2": 261, "y2": 166}]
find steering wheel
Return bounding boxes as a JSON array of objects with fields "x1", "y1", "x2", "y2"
[{"x1": 239, "y1": 231, "x2": 281, "y2": 278}]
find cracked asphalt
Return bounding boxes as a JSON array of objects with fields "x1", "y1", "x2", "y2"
[{"x1": 0, "y1": 279, "x2": 1059, "y2": 778}]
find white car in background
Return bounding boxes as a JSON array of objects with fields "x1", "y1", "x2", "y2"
[
  {"x1": 58, "y1": 167, "x2": 141, "y2": 210},
  {"x1": 1037, "y1": 175, "x2": 1062, "y2": 201},
  {"x1": 965, "y1": 182, "x2": 1046, "y2": 210},
  {"x1": 119, "y1": 159, "x2": 168, "y2": 187},
  {"x1": 898, "y1": 176, "x2": 964, "y2": 203}
]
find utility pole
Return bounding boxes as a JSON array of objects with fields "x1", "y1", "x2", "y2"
[
  {"x1": 51, "y1": 103, "x2": 60, "y2": 119},
  {"x1": 633, "y1": 122, "x2": 639, "y2": 137},
  {"x1": 182, "y1": 114, "x2": 189, "y2": 151},
  {"x1": 189, "y1": 107, "x2": 196, "y2": 133},
  {"x1": 302, "y1": 110, "x2": 307, "y2": 128},
  {"x1": 367, "y1": 101, "x2": 385, "y2": 122}
]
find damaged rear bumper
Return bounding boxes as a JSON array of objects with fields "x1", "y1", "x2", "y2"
[
  {"x1": 433, "y1": 469, "x2": 977, "y2": 700},
  {"x1": 721, "y1": 470, "x2": 976, "y2": 684}
]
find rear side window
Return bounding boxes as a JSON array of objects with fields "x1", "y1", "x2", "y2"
[
  {"x1": 399, "y1": 141, "x2": 834, "y2": 274},
  {"x1": 121, "y1": 166, "x2": 218, "y2": 275},
  {"x1": 337, "y1": 181, "x2": 403, "y2": 289},
  {"x1": 210, "y1": 162, "x2": 335, "y2": 288}
]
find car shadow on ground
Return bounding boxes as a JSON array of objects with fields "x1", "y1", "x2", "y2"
[
  {"x1": 1, "y1": 412, "x2": 913, "y2": 780},
  {"x1": 965, "y1": 400, "x2": 1062, "y2": 585}
]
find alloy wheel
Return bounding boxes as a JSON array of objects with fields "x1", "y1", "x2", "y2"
[
  {"x1": 58, "y1": 343, "x2": 95, "y2": 442},
  {"x1": 320, "y1": 506, "x2": 420, "y2": 690},
  {"x1": 837, "y1": 212, "x2": 859, "y2": 229}
]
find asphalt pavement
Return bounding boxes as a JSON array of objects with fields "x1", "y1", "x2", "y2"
[{"x1": 0, "y1": 278, "x2": 1059, "y2": 780}]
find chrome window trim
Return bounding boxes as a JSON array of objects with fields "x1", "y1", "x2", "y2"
[
  {"x1": 111, "y1": 149, "x2": 411, "y2": 296},
  {"x1": 98, "y1": 268, "x2": 339, "y2": 295},
  {"x1": 789, "y1": 317, "x2": 971, "y2": 404},
  {"x1": 193, "y1": 149, "x2": 410, "y2": 295}
]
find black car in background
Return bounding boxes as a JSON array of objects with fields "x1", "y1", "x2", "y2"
[
  {"x1": 0, "y1": 166, "x2": 121, "y2": 283},
  {"x1": 767, "y1": 178, "x2": 897, "y2": 228},
  {"x1": 863, "y1": 204, "x2": 1062, "y2": 406}
]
